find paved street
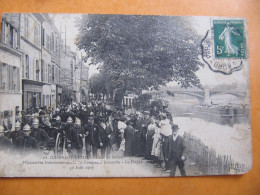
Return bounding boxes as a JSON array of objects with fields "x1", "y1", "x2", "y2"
[
  {"x1": 132, "y1": 156, "x2": 203, "y2": 177},
  {"x1": 96, "y1": 148, "x2": 202, "y2": 177}
]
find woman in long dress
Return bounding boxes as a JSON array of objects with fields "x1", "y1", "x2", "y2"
[
  {"x1": 118, "y1": 119, "x2": 127, "y2": 152},
  {"x1": 145, "y1": 118, "x2": 156, "y2": 160},
  {"x1": 151, "y1": 121, "x2": 161, "y2": 164},
  {"x1": 124, "y1": 120, "x2": 134, "y2": 157}
]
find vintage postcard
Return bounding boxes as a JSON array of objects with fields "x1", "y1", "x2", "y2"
[{"x1": 0, "y1": 14, "x2": 252, "y2": 177}]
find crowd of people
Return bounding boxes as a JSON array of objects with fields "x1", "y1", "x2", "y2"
[{"x1": 0, "y1": 100, "x2": 187, "y2": 176}]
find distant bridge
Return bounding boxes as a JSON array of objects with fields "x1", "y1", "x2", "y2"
[
  {"x1": 148, "y1": 89, "x2": 247, "y2": 105},
  {"x1": 209, "y1": 91, "x2": 246, "y2": 98},
  {"x1": 169, "y1": 90, "x2": 246, "y2": 99}
]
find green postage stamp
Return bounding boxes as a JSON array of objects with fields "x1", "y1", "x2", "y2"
[
  {"x1": 201, "y1": 18, "x2": 248, "y2": 75},
  {"x1": 213, "y1": 20, "x2": 246, "y2": 59}
]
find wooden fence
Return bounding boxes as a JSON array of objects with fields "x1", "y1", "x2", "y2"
[{"x1": 183, "y1": 132, "x2": 249, "y2": 175}]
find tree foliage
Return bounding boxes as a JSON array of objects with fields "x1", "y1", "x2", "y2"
[{"x1": 76, "y1": 15, "x2": 204, "y2": 103}]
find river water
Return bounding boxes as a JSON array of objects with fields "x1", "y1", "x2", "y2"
[
  {"x1": 164, "y1": 95, "x2": 252, "y2": 167},
  {"x1": 170, "y1": 114, "x2": 252, "y2": 167}
]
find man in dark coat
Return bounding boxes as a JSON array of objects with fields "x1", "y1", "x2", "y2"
[
  {"x1": 124, "y1": 120, "x2": 134, "y2": 157},
  {"x1": 30, "y1": 118, "x2": 50, "y2": 149},
  {"x1": 8, "y1": 121, "x2": 24, "y2": 146},
  {"x1": 84, "y1": 117, "x2": 99, "y2": 159},
  {"x1": 132, "y1": 113, "x2": 143, "y2": 156},
  {"x1": 111, "y1": 110, "x2": 120, "y2": 148},
  {"x1": 79, "y1": 107, "x2": 89, "y2": 126},
  {"x1": 105, "y1": 121, "x2": 114, "y2": 158},
  {"x1": 63, "y1": 116, "x2": 74, "y2": 153},
  {"x1": 140, "y1": 111, "x2": 151, "y2": 157},
  {"x1": 16, "y1": 124, "x2": 38, "y2": 155},
  {"x1": 98, "y1": 118, "x2": 112, "y2": 158},
  {"x1": 0, "y1": 125, "x2": 13, "y2": 153},
  {"x1": 165, "y1": 124, "x2": 186, "y2": 176},
  {"x1": 67, "y1": 118, "x2": 84, "y2": 156}
]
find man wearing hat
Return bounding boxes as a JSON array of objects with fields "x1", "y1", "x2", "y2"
[
  {"x1": 140, "y1": 111, "x2": 151, "y2": 157},
  {"x1": 21, "y1": 110, "x2": 30, "y2": 127},
  {"x1": 132, "y1": 112, "x2": 143, "y2": 156},
  {"x1": 0, "y1": 125, "x2": 13, "y2": 152},
  {"x1": 158, "y1": 112, "x2": 172, "y2": 171},
  {"x1": 165, "y1": 124, "x2": 186, "y2": 176},
  {"x1": 51, "y1": 108, "x2": 60, "y2": 124},
  {"x1": 8, "y1": 121, "x2": 24, "y2": 145},
  {"x1": 16, "y1": 124, "x2": 38, "y2": 154},
  {"x1": 67, "y1": 118, "x2": 84, "y2": 156},
  {"x1": 62, "y1": 116, "x2": 74, "y2": 152},
  {"x1": 84, "y1": 116, "x2": 99, "y2": 159},
  {"x1": 30, "y1": 118, "x2": 50, "y2": 149},
  {"x1": 52, "y1": 116, "x2": 63, "y2": 136},
  {"x1": 162, "y1": 106, "x2": 173, "y2": 122},
  {"x1": 78, "y1": 107, "x2": 89, "y2": 126},
  {"x1": 97, "y1": 117, "x2": 112, "y2": 158},
  {"x1": 65, "y1": 116, "x2": 73, "y2": 130}
]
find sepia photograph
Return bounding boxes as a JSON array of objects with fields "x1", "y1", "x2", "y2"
[{"x1": 0, "y1": 13, "x2": 252, "y2": 177}]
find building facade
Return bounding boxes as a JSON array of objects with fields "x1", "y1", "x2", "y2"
[
  {"x1": 74, "y1": 53, "x2": 81, "y2": 103},
  {"x1": 20, "y1": 13, "x2": 43, "y2": 111},
  {"x1": 0, "y1": 13, "x2": 85, "y2": 127},
  {"x1": 0, "y1": 13, "x2": 23, "y2": 130},
  {"x1": 37, "y1": 14, "x2": 62, "y2": 109},
  {"x1": 60, "y1": 46, "x2": 82, "y2": 104},
  {"x1": 19, "y1": 13, "x2": 61, "y2": 111},
  {"x1": 80, "y1": 65, "x2": 89, "y2": 103}
]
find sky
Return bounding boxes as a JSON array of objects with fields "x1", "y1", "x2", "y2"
[
  {"x1": 51, "y1": 14, "x2": 100, "y2": 77},
  {"x1": 51, "y1": 14, "x2": 249, "y2": 88}
]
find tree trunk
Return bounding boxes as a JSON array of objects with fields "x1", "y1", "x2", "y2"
[{"x1": 114, "y1": 89, "x2": 125, "y2": 109}]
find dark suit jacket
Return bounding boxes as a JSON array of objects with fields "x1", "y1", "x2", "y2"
[
  {"x1": 16, "y1": 135, "x2": 38, "y2": 152},
  {"x1": 165, "y1": 135, "x2": 186, "y2": 161},
  {"x1": 67, "y1": 125, "x2": 84, "y2": 149},
  {"x1": 84, "y1": 123, "x2": 99, "y2": 146},
  {"x1": 98, "y1": 125, "x2": 112, "y2": 147}
]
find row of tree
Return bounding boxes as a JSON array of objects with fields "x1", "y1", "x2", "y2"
[{"x1": 76, "y1": 15, "x2": 204, "y2": 107}]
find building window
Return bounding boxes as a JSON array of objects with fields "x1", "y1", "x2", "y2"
[
  {"x1": 36, "y1": 60, "x2": 40, "y2": 81},
  {"x1": 48, "y1": 64, "x2": 51, "y2": 83},
  {"x1": 0, "y1": 63, "x2": 20, "y2": 92},
  {"x1": 42, "y1": 28, "x2": 45, "y2": 46},
  {"x1": 41, "y1": 60, "x2": 45, "y2": 82},
  {"x1": 0, "y1": 63, "x2": 8, "y2": 90},
  {"x1": 25, "y1": 55, "x2": 29, "y2": 79},
  {"x1": 54, "y1": 36, "x2": 56, "y2": 53},
  {"x1": 8, "y1": 65, "x2": 13, "y2": 90},
  {"x1": 1, "y1": 19, "x2": 6, "y2": 43},
  {"x1": 55, "y1": 67, "x2": 58, "y2": 84},
  {"x1": 46, "y1": 35, "x2": 50, "y2": 50},
  {"x1": 56, "y1": 37, "x2": 58, "y2": 54},
  {"x1": 43, "y1": 94, "x2": 45, "y2": 106},
  {"x1": 34, "y1": 24, "x2": 40, "y2": 47},
  {"x1": 12, "y1": 66, "x2": 20, "y2": 91},
  {"x1": 1, "y1": 19, "x2": 18, "y2": 49},
  {"x1": 52, "y1": 65, "x2": 55, "y2": 83},
  {"x1": 24, "y1": 15, "x2": 29, "y2": 39},
  {"x1": 51, "y1": 33, "x2": 54, "y2": 51},
  {"x1": 58, "y1": 69, "x2": 60, "y2": 84}
]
